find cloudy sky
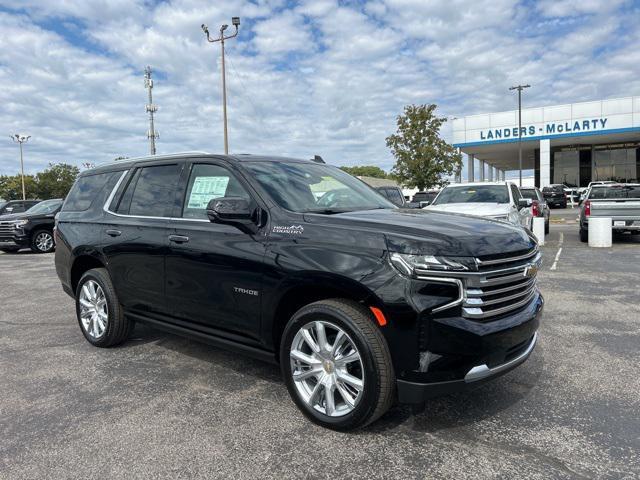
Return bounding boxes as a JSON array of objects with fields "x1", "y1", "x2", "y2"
[{"x1": 1, "y1": 0, "x2": 639, "y2": 175}]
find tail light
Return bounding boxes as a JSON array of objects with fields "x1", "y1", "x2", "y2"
[
  {"x1": 584, "y1": 200, "x2": 591, "y2": 217},
  {"x1": 531, "y1": 200, "x2": 540, "y2": 217}
]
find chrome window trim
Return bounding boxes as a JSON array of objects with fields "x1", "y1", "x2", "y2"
[{"x1": 102, "y1": 169, "x2": 213, "y2": 223}]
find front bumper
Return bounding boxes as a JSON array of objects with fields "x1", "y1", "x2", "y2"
[
  {"x1": 0, "y1": 234, "x2": 29, "y2": 247},
  {"x1": 396, "y1": 291, "x2": 543, "y2": 404},
  {"x1": 397, "y1": 329, "x2": 539, "y2": 403}
]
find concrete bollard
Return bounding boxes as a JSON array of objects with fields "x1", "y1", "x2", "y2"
[
  {"x1": 532, "y1": 217, "x2": 545, "y2": 246},
  {"x1": 588, "y1": 217, "x2": 612, "y2": 247}
]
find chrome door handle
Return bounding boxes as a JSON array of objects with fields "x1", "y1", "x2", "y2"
[
  {"x1": 168, "y1": 235, "x2": 189, "y2": 243},
  {"x1": 106, "y1": 229, "x2": 121, "y2": 237}
]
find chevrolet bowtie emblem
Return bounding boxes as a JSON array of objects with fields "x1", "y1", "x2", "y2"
[{"x1": 523, "y1": 265, "x2": 538, "y2": 278}]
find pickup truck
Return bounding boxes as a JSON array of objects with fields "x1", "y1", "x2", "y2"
[{"x1": 579, "y1": 184, "x2": 640, "y2": 242}]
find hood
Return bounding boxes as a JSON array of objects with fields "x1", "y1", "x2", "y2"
[
  {"x1": 0, "y1": 211, "x2": 55, "y2": 222},
  {"x1": 303, "y1": 208, "x2": 534, "y2": 257},
  {"x1": 425, "y1": 202, "x2": 510, "y2": 217}
]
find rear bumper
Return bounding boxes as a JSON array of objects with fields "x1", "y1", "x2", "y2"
[{"x1": 397, "y1": 331, "x2": 538, "y2": 403}]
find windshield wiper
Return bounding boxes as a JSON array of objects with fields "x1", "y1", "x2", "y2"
[{"x1": 302, "y1": 208, "x2": 352, "y2": 214}]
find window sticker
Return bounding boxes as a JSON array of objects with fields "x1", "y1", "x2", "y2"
[{"x1": 187, "y1": 176, "x2": 230, "y2": 208}]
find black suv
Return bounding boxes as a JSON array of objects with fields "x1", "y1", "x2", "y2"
[
  {"x1": 0, "y1": 199, "x2": 63, "y2": 253},
  {"x1": 55, "y1": 153, "x2": 543, "y2": 430},
  {"x1": 542, "y1": 184, "x2": 567, "y2": 208}
]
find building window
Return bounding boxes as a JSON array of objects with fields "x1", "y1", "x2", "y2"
[
  {"x1": 593, "y1": 148, "x2": 637, "y2": 182},
  {"x1": 553, "y1": 150, "x2": 579, "y2": 187}
]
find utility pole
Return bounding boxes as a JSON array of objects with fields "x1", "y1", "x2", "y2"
[
  {"x1": 509, "y1": 84, "x2": 530, "y2": 187},
  {"x1": 10, "y1": 134, "x2": 30, "y2": 200},
  {"x1": 144, "y1": 66, "x2": 159, "y2": 155},
  {"x1": 202, "y1": 17, "x2": 240, "y2": 155}
]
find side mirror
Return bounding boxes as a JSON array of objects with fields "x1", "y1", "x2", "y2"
[
  {"x1": 206, "y1": 197, "x2": 258, "y2": 234},
  {"x1": 518, "y1": 198, "x2": 532, "y2": 209}
]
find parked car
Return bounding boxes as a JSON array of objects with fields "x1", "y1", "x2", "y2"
[
  {"x1": 374, "y1": 186, "x2": 408, "y2": 207},
  {"x1": 425, "y1": 182, "x2": 533, "y2": 230},
  {"x1": 579, "y1": 183, "x2": 640, "y2": 242},
  {"x1": 0, "y1": 199, "x2": 63, "y2": 253},
  {"x1": 542, "y1": 184, "x2": 567, "y2": 208},
  {"x1": 55, "y1": 153, "x2": 542, "y2": 430},
  {"x1": 0, "y1": 199, "x2": 41, "y2": 216},
  {"x1": 519, "y1": 187, "x2": 550, "y2": 234},
  {"x1": 411, "y1": 190, "x2": 439, "y2": 207}
]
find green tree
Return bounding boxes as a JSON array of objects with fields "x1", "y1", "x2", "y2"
[
  {"x1": 386, "y1": 104, "x2": 462, "y2": 190},
  {"x1": 35, "y1": 163, "x2": 80, "y2": 199},
  {"x1": 0, "y1": 174, "x2": 38, "y2": 200},
  {"x1": 339, "y1": 165, "x2": 389, "y2": 178}
]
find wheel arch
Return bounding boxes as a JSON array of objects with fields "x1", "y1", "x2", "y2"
[
  {"x1": 70, "y1": 253, "x2": 107, "y2": 295},
  {"x1": 266, "y1": 273, "x2": 382, "y2": 355}
]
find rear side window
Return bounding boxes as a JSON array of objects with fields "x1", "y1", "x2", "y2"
[
  {"x1": 182, "y1": 164, "x2": 251, "y2": 219},
  {"x1": 510, "y1": 185, "x2": 522, "y2": 202},
  {"x1": 520, "y1": 189, "x2": 538, "y2": 200},
  {"x1": 386, "y1": 188, "x2": 404, "y2": 206},
  {"x1": 117, "y1": 164, "x2": 182, "y2": 217},
  {"x1": 63, "y1": 171, "x2": 119, "y2": 212}
]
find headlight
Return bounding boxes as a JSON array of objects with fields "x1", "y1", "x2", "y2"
[
  {"x1": 390, "y1": 252, "x2": 469, "y2": 276},
  {"x1": 12, "y1": 220, "x2": 28, "y2": 229}
]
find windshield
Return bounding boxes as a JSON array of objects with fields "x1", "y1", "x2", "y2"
[
  {"x1": 25, "y1": 199, "x2": 62, "y2": 214},
  {"x1": 433, "y1": 185, "x2": 509, "y2": 205},
  {"x1": 520, "y1": 189, "x2": 538, "y2": 200},
  {"x1": 588, "y1": 185, "x2": 640, "y2": 199},
  {"x1": 243, "y1": 161, "x2": 395, "y2": 213}
]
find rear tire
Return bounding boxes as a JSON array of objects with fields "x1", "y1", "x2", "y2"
[
  {"x1": 545, "y1": 219, "x2": 550, "y2": 234},
  {"x1": 30, "y1": 229, "x2": 55, "y2": 253},
  {"x1": 280, "y1": 299, "x2": 395, "y2": 431},
  {"x1": 75, "y1": 268, "x2": 131, "y2": 347},
  {"x1": 580, "y1": 228, "x2": 588, "y2": 243}
]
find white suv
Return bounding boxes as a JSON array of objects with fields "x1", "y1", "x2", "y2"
[{"x1": 425, "y1": 182, "x2": 534, "y2": 230}]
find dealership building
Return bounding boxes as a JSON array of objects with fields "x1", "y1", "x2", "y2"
[{"x1": 452, "y1": 96, "x2": 640, "y2": 188}]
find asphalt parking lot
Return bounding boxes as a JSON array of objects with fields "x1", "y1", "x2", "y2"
[{"x1": 1, "y1": 226, "x2": 639, "y2": 479}]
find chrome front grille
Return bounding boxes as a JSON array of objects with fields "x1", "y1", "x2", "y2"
[
  {"x1": 0, "y1": 222, "x2": 14, "y2": 237},
  {"x1": 462, "y1": 247, "x2": 540, "y2": 320}
]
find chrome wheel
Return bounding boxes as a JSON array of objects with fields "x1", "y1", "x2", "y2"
[
  {"x1": 290, "y1": 320, "x2": 364, "y2": 417},
  {"x1": 79, "y1": 280, "x2": 108, "y2": 339},
  {"x1": 35, "y1": 232, "x2": 53, "y2": 252}
]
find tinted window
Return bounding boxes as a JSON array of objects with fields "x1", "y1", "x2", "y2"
[
  {"x1": 386, "y1": 188, "x2": 404, "y2": 206},
  {"x1": 433, "y1": 185, "x2": 509, "y2": 204},
  {"x1": 244, "y1": 162, "x2": 394, "y2": 213},
  {"x1": 375, "y1": 187, "x2": 390, "y2": 200},
  {"x1": 25, "y1": 199, "x2": 63, "y2": 214},
  {"x1": 588, "y1": 185, "x2": 640, "y2": 199},
  {"x1": 520, "y1": 189, "x2": 538, "y2": 200},
  {"x1": 510, "y1": 185, "x2": 522, "y2": 202},
  {"x1": 63, "y1": 171, "x2": 119, "y2": 211},
  {"x1": 182, "y1": 164, "x2": 251, "y2": 219},
  {"x1": 117, "y1": 165, "x2": 181, "y2": 217}
]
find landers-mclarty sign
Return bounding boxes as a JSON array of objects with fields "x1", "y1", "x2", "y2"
[{"x1": 480, "y1": 117, "x2": 608, "y2": 141}]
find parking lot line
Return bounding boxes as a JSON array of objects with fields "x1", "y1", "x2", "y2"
[{"x1": 550, "y1": 247, "x2": 562, "y2": 270}]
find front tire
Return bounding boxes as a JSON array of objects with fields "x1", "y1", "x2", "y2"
[
  {"x1": 75, "y1": 268, "x2": 132, "y2": 347},
  {"x1": 280, "y1": 299, "x2": 395, "y2": 430},
  {"x1": 30, "y1": 229, "x2": 55, "y2": 253}
]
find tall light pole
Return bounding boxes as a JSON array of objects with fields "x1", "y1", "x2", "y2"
[
  {"x1": 509, "y1": 84, "x2": 530, "y2": 187},
  {"x1": 202, "y1": 17, "x2": 240, "y2": 155},
  {"x1": 10, "y1": 134, "x2": 30, "y2": 200},
  {"x1": 144, "y1": 66, "x2": 159, "y2": 155}
]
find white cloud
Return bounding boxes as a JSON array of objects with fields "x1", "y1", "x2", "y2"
[{"x1": 0, "y1": 0, "x2": 637, "y2": 176}]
